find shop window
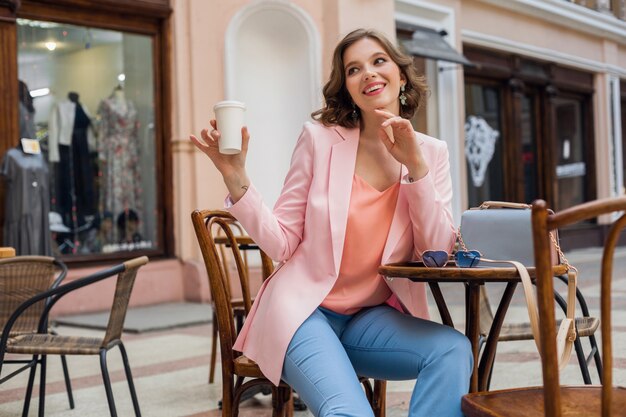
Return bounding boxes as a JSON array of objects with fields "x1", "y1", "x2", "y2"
[
  {"x1": 15, "y1": 19, "x2": 157, "y2": 257},
  {"x1": 520, "y1": 94, "x2": 538, "y2": 203},
  {"x1": 463, "y1": 47, "x2": 595, "y2": 216},
  {"x1": 464, "y1": 82, "x2": 505, "y2": 207},
  {"x1": 553, "y1": 97, "x2": 587, "y2": 211}
]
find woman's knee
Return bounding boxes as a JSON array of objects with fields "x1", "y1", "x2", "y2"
[
  {"x1": 436, "y1": 328, "x2": 474, "y2": 371},
  {"x1": 318, "y1": 399, "x2": 375, "y2": 417}
]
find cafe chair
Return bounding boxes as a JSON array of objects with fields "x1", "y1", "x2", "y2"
[
  {"x1": 208, "y1": 219, "x2": 253, "y2": 384},
  {"x1": 0, "y1": 256, "x2": 149, "y2": 417},
  {"x1": 192, "y1": 209, "x2": 387, "y2": 417},
  {"x1": 478, "y1": 281, "x2": 601, "y2": 387},
  {"x1": 0, "y1": 256, "x2": 74, "y2": 416},
  {"x1": 462, "y1": 198, "x2": 626, "y2": 417}
]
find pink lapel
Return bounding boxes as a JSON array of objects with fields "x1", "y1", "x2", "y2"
[
  {"x1": 381, "y1": 135, "x2": 426, "y2": 263},
  {"x1": 328, "y1": 125, "x2": 359, "y2": 275},
  {"x1": 382, "y1": 164, "x2": 410, "y2": 262}
]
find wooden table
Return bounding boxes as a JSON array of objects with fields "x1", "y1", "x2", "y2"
[
  {"x1": 379, "y1": 262, "x2": 567, "y2": 392},
  {"x1": 213, "y1": 236, "x2": 257, "y2": 250}
]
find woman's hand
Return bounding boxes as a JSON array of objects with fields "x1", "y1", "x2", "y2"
[
  {"x1": 190, "y1": 119, "x2": 251, "y2": 201},
  {"x1": 375, "y1": 108, "x2": 429, "y2": 181}
]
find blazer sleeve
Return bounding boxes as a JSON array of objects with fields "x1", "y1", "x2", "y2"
[
  {"x1": 403, "y1": 139, "x2": 456, "y2": 257},
  {"x1": 226, "y1": 123, "x2": 314, "y2": 261}
]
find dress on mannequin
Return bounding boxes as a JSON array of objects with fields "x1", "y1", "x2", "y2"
[
  {"x1": 48, "y1": 92, "x2": 97, "y2": 227},
  {"x1": 19, "y1": 102, "x2": 36, "y2": 140},
  {"x1": 18, "y1": 80, "x2": 36, "y2": 140},
  {"x1": 97, "y1": 88, "x2": 142, "y2": 242},
  {"x1": 1, "y1": 147, "x2": 52, "y2": 256}
]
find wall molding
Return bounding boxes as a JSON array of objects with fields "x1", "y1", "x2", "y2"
[
  {"x1": 463, "y1": 29, "x2": 626, "y2": 78},
  {"x1": 476, "y1": 0, "x2": 626, "y2": 45}
]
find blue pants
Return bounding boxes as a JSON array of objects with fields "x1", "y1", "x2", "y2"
[{"x1": 281, "y1": 305, "x2": 473, "y2": 417}]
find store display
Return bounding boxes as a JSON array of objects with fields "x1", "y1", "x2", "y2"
[
  {"x1": 49, "y1": 92, "x2": 97, "y2": 229},
  {"x1": 97, "y1": 86, "x2": 143, "y2": 243},
  {"x1": 1, "y1": 147, "x2": 52, "y2": 256}
]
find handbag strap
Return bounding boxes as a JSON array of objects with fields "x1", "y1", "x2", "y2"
[
  {"x1": 478, "y1": 201, "x2": 531, "y2": 210},
  {"x1": 478, "y1": 258, "x2": 577, "y2": 371}
]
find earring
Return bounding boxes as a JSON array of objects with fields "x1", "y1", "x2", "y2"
[
  {"x1": 399, "y1": 84, "x2": 407, "y2": 107},
  {"x1": 351, "y1": 103, "x2": 358, "y2": 120}
]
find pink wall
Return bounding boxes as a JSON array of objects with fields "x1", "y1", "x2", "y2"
[
  {"x1": 51, "y1": 259, "x2": 185, "y2": 317},
  {"x1": 172, "y1": 0, "x2": 395, "y2": 272}
]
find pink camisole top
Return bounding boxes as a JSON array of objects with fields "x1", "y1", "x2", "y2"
[{"x1": 321, "y1": 173, "x2": 400, "y2": 315}]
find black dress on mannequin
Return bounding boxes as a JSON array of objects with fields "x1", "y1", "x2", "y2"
[{"x1": 56, "y1": 92, "x2": 96, "y2": 227}]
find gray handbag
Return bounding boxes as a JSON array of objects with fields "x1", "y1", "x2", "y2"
[
  {"x1": 459, "y1": 201, "x2": 559, "y2": 267},
  {"x1": 458, "y1": 201, "x2": 575, "y2": 371}
]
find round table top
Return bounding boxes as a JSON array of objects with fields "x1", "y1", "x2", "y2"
[{"x1": 378, "y1": 262, "x2": 568, "y2": 283}]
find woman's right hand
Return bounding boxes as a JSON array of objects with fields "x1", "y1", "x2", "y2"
[{"x1": 190, "y1": 119, "x2": 251, "y2": 202}]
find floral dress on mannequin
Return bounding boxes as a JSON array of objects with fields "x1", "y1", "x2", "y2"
[{"x1": 97, "y1": 92, "x2": 142, "y2": 243}]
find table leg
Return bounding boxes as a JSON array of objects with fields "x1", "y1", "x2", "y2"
[
  {"x1": 477, "y1": 282, "x2": 517, "y2": 391},
  {"x1": 466, "y1": 282, "x2": 481, "y2": 392},
  {"x1": 428, "y1": 282, "x2": 454, "y2": 328}
]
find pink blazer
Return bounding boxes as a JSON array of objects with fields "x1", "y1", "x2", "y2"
[{"x1": 228, "y1": 122, "x2": 456, "y2": 385}]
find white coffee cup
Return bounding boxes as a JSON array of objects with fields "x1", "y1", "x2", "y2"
[{"x1": 213, "y1": 100, "x2": 246, "y2": 154}]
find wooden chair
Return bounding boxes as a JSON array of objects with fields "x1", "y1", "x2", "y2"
[
  {"x1": 208, "y1": 219, "x2": 253, "y2": 384},
  {"x1": 0, "y1": 256, "x2": 74, "y2": 416},
  {"x1": 192, "y1": 209, "x2": 387, "y2": 417},
  {"x1": 0, "y1": 256, "x2": 149, "y2": 417},
  {"x1": 462, "y1": 198, "x2": 626, "y2": 416},
  {"x1": 478, "y1": 281, "x2": 601, "y2": 387}
]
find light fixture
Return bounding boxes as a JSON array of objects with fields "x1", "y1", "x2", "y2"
[
  {"x1": 117, "y1": 73, "x2": 126, "y2": 82},
  {"x1": 45, "y1": 41, "x2": 57, "y2": 51},
  {"x1": 30, "y1": 88, "x2": 50, "y2": 98}
]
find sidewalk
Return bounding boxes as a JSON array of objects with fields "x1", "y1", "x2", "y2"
[{"x1": 1, "y1": 248, "x2": 624, "y2": 416}]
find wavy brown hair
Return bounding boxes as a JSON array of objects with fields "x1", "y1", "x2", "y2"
[{"x1": 311, "y1": 28, "x2": 428, "y2": 128}]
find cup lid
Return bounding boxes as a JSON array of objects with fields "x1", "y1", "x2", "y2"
[{"x1": 214, "y1": 100, "x2": 246, "y2": 111}]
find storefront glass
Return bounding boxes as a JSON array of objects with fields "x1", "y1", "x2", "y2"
[
  {"x1": 464, "y1": 83, "x2": 505, "y2": 207},
  {"x1": 521, "y1": 94, "x2": 538, "y2": 203},
  {"x1": 16, "y1": 19, "x2": 157, "y2": 257},
  {"x1": 553, "y1": 97, "x2": 587, "y2": 211}
]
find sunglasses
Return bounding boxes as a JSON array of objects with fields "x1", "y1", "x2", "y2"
[{"x1": 422, "y1": 250, "x2": 482, "y2": 268}]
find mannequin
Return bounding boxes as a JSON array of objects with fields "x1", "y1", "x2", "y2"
[
  {"x1": 18, "y1": 80, "x2": 36, "y2": 140},
  {"x1": 1, "y1": 86, "x2": 51, "y2": 255},
  {"x1": 97, "y1": 85, "x2": 142, "y2": 242},
  {"x1": 49, "y1": 92, "x2": 97, "y2": 229},
  {"x1": 112, "y1": 85, "x2": 127, "y2": 113}
]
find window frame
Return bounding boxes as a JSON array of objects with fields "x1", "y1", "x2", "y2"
[
  {"x1": 1, "y1": 0, "x2": 173, "y2": 265},
  {"x1": 463, "y1": 46, "x2": 596, "y2": 211}
]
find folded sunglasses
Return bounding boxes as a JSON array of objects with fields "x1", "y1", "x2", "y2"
[{"x1": 421, "y1": 250, "x2": 482, "y2": 268}]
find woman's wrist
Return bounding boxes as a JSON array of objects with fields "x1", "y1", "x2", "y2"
[
  {"x1": 223, "y1": 170, "x2": 250, "y2": 202},
  {"x1": 406, "y1": 158, "x2": 429, "y2": 182}
]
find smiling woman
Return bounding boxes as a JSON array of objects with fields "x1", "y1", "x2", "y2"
[
  {"x1": 190, "y1": 28, "x2": 471, "y2": 417},
  {"x1": 312, "y1": 28, "x2": 428, "y2": 129}
]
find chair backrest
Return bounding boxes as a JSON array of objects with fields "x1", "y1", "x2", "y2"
[
  {"x1": 101, "y1": 256, "x2": 149, "y2": 346},
  {"x1": 213, "y1": 218, "x2": 265, "y2": 301},
  {"x1": 532, "y1": 197, "x2": 626, "y2": 417},
  {"x1": 191, "y1": 209, "x2": 274, "y2": 372},
  {"x1": 0, "y1": 256, "x2": 66, "y2": 336}
]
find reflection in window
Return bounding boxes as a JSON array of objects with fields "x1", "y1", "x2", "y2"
[
  {"x1": 553, "y1": 97, "x2": 586, "y2": 211},
  {"x1": 520, "y1": 94, "x2": 538, "y2": 203},
  {"x1": 14, "y1": 19, "x2": 157, "y2": 257},
  {"x1": 464, "y1": 83, "x2": 504, "y2": 207}
]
